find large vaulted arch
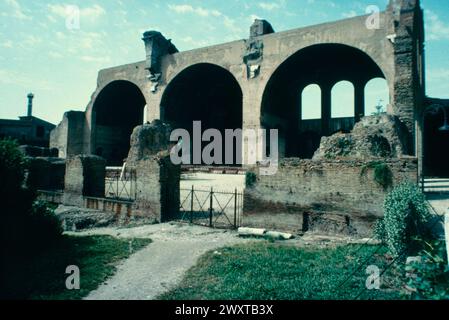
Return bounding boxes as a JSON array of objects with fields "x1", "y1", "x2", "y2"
[
  {"x1": 161, "y1": 63, "x2": 243, "y2": 165},
  {"x1": 92, "y1": 80, "x2": 146, "y2": 166},
  {"x1": 261, "y1": 43, "x2": 387, "y2": 159}
]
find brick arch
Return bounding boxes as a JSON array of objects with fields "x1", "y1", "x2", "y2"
[
  {"x1": 91, "y1": 80, "x2": 147, "y2": 166},
  {"x1": 160, "y1": 62, "x2": 243, "y2": 165},
  {"x1": 260, "y1": 43, "x2": 387, "y2": 159}
]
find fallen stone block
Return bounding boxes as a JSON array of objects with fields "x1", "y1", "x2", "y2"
[
  {"x1": 265, "y1": 231, "x2": 294, "y2": 240},
  {"x1": 238, "y1": 227, "x2": 266, "y2": 237}
]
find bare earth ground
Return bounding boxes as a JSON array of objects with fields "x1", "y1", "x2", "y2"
[
  {"x1": 80, "y1": 223, "x2": 250, "y2": 300},
  {"x1": 65, "y1": 223, "x2": 372, "y2": 300}
]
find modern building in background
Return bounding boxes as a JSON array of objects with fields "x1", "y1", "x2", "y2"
[{"x1": 0, "y1": 93, "x2": 55, "y2": 148}]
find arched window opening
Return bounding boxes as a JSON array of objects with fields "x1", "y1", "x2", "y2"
[
  {"x1": 301, "y1": 84, "x2": 322, "y2": 120},
  {"x1": 332, "y1": 81, "x2": 355, "y2": 119},
  {"x1": 365, "y1": 78, "x2": 390, "y2": 115}
]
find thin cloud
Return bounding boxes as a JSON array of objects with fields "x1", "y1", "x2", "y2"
[
  {"x1": 259, "y1": 2, "x2": 281, "y2": 11},
  {"x1": 3, "y1": 0, "x2": 31, "y2": 20},
  {"x1": 426, "y1": 10, "x2": 449, "y2": 41},
  {"x1": 167, "y1": 4, "x2": 222, "y2": 17},
  {"x1": 47, "y1": 4, "x2": 106, "y2": 21}
]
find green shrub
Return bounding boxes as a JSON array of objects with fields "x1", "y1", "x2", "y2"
[
  {"x1": 0, "y1": 138, "x2": 28, "y2": 195},
  {"x1": 28, "y1": 201, "x2": 63, "y2": 246},
  {"x1": 0, "y1": 139, "x2": 62, "y2": 256},
  {"x1": 361, "y1": 161, "x2": 393, "y2": 190},
  {"x1": 406, "y1": 240, "x2": 449, "y2": 300},
  {"x1": 245, "y1": 172, "x2": 257, "y2": 188},
  {"x1": 375, "y1": 182, "x2": 431, "y2": 256}
]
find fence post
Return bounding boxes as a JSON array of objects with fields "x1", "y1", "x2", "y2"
[
  {"x1": 445, "y1": 211, "x2": 449, "y2": 267},
  {"x1": 116, "y1": 171, "x2": 119, "y2": 200},
  {"x1": 190, "y1": 185, "x2": 194, "y2": 224},
  {"x1": 234, "y1": 188, "x2": 238, "y2": 229},
  {"x1": 209, "y1": 187, "x2": 214, "y2": 228}
]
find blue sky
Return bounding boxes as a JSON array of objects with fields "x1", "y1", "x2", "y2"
[{"x1": 0, "y1": 0, "x2": 448, "y2": 124}]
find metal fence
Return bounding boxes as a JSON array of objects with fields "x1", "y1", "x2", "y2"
[
  {"x1": 105, "y1": 168, "x2": 137, "y2": 201},
  {"x1": 177, "y1": 186, "x2": 243, "y2": 229}
]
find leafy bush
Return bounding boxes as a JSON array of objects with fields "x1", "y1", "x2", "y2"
[
  {"x1": 406, "y1": 240, "x2": 449, "y2": 300},
  {"x1": 375, "y1": 182, "x2": 431, "y2": 256},
  {"x1": 0, "y1": 138, "x2": 28, "y2": 194},
  {"x1": 28, "y1": 201, "x2": 63, "y2": 246},
  {"x1": 245, "y1": 172, "x2": 257, "y2": 188},
  {"x1": 361, "y1": 161, "x2": 393, "y2": 190},
  {"x1": 0, "y1": 139, "x2": 62, "y2": 256}
]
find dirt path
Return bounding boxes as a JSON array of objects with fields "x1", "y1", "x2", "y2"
[
  {"x1": 74, "y1": 223, "x2": 249, "y2": 300},
  {"x1": 68, "y1": 223, "x2": 371, "y2": 300}
]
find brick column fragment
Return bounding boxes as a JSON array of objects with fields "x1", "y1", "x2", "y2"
[{"x1": 63, "y1": 155, "x2": 106, "y2": 207}]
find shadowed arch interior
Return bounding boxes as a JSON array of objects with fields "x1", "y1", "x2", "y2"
[
  {"x1": 161, "y1": 63, "x2": 243, "y2": 165},
  {"x1": 261, "y1": 43, "x2": 386, "y2": 159},
  {"x1": 93, "y1": 80, "x2": 146, "y2": 166},
  {"x1": 424, "y1": 109, "x2": 449, "y2": 178}
]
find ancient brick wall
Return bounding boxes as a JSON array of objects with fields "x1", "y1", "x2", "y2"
[
  {"x1": 244, "y1": 158, "x2": 418, "y2": 236},
  {"x1": 27, "y1": 157, "x2": 65, "y2": 191},
  {"x1": 63, "y1": 155, "x2": 106, "y2": 207},
  {"x1": 132, "y1": 155, "x2": 180, "y2": 222}
]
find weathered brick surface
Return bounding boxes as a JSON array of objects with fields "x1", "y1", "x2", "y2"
[
  {"x1": 132, "y1": 155, "x2": 180, "y2": 222},
  {"x1": 63, "y1": 155, "x2": 106, "y2": 207},
  {"x1": 50, "y1": 111, "x2": 86, "y2": 158},
  {"x1": 244, "y1": 158, "x2": 418, "y2": 236},
  {"x1": 27, "y1": 157, "x2": 65, "y2": 191}
]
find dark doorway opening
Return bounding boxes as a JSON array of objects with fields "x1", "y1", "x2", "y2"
[
  {"x1": 93, "y1": 80, "x2": 146, "y2": 166},
  {"x1": 424, "y1": 111, "x2": 449, "y2": 178},
  {"x1": 161, "y1": 63, "x2": 243, "y2": 166}
]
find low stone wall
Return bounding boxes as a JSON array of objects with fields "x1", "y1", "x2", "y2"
[
  {"x1": 244, "y1": 157, "x2": 418, "y2": 236},
  {"x1": 27, "y1": 157, "x2": 65, "y2": 191},
  {"x1": 85, "y1": 197, "x2": 136, "y2": 223},
  {"x1": 37, "y1": 190, "x2": 64, "y2": 204}
]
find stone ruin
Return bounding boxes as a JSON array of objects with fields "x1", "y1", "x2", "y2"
[
  {"x1": 126, "y1": 120, "x2": 173, "y2": 166},
  {"x1": 313, "y1": 115, "x2": 410, "y2": 160}
]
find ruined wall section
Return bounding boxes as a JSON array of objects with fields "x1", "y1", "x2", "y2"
[
  {"x1": 50, "y1": 111, "x2": 86, "y2": 158},
  {"x1": 127, "y1": 121, "x2": 180, "y2": 222},
  {"x1": 63, "y1": 155, "x2": 106, "y2": 207},
  {"x1": 244, "y1": 158, "x2": 418, "y2": 236},
  {"x1": 389, "y1": 0, "x2": 425, "y2": 153}
]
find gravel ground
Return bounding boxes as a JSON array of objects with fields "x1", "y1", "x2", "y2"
[
  {"x1": 79, "y1": 223, "x2": 250, "y2": 300},
  {"x1": 68, "y1": 223, "x2": 374, "y2": 300}
]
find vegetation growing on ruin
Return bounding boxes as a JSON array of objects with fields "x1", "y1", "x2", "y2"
[
  {"x1": 368, "y1": 135, "x2": 392, "y2": 158},
  {"x1": 361, "y1": 161, "x2": 393, "y2": 190},
  {"x1": 324, "y1": 136, "x2": 354, "y2": 159},
  {"x1": 245, "y1": 171, "x2": 257, "y2": 188},
  {"x1": 406, "y1": 240, "x2": 449, "y2": 300},
  {"x1": 374, "y1": 182, "x2": 431, "y2": 257},
  {"x1": 159, "y1": 242, "x2": 405, "y2": 300},
  {"x1": 1, "y1": 139, "x2": 62, "y2": 252},
  {"x1": 2, "y1": 235, "x2": 151, "y2": 300}
]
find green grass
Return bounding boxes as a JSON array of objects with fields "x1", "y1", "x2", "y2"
[
  {"x1": 2, "y1": 235, "x2": 151, "y2": 300},
  {"x1": 160, "y1": 242, "x2": 406, "y2": 300}
]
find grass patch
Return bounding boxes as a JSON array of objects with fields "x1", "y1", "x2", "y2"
[
  {"x1": 160, "y1": 242, "x2": 406, "y2": 300},
  {"x1": 2, "y1": 235, "x2": 151, "y2": 300}
]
